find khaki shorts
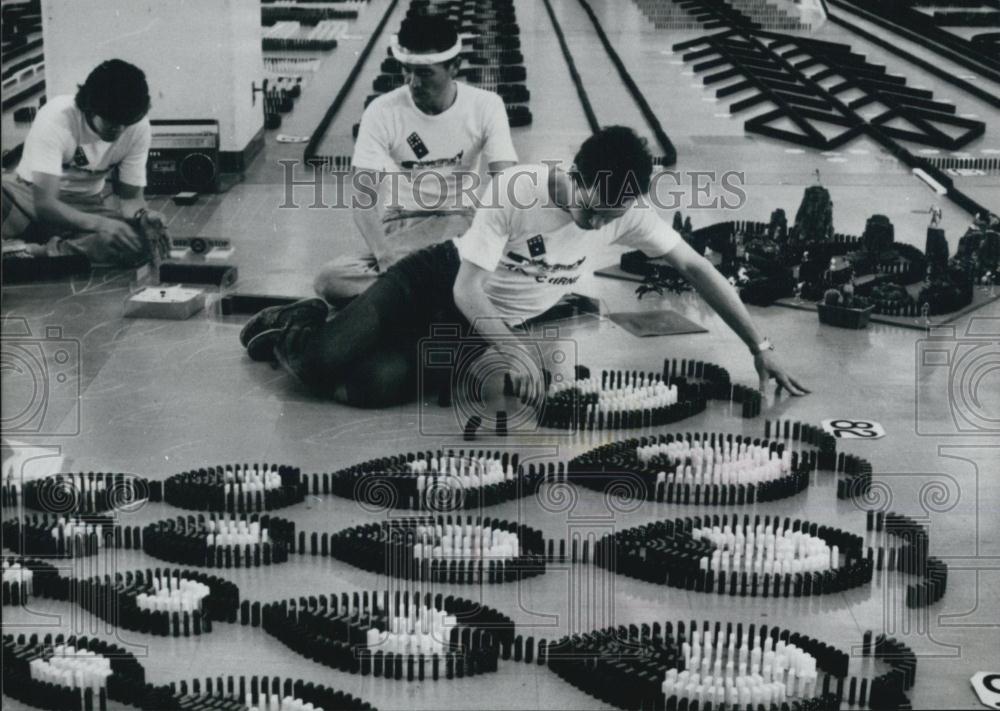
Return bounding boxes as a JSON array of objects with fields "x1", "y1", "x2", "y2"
[{"x1": 1, "y1": 175, "x2": 159, "y2": 267}]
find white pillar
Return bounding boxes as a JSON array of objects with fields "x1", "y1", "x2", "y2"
[{"x1": 41, "y1": 0, "x2": 264, "y2": 160}]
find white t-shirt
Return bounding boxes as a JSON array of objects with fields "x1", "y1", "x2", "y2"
[
  {"x1": 455, "y1": 164, "x2": 682, "y2": 322},
  {"x1": 353, "y1": 83, "x2": 517, "y2": 212},
  {"x1": 16, "y1": 95, "x2": 151, "y2": 197}
]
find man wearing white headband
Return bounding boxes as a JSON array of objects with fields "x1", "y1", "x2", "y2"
[{"x1": 312, "y1": 15, "x2": 518, "y2": 301}]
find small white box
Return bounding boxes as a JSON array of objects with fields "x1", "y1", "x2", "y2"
[{"x1": 125, "y1": 286, "x2": 206, "y2": 320}]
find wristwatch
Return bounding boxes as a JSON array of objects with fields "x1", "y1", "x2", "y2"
[
  {"x1": 132, "y1": 207, "x2": 148, "y2": 222},
  {"x1": 751, "y1": 337, "x2": 774, "y2": 356}
]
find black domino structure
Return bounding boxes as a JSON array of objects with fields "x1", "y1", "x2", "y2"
[
  {"x1": 6, "y1": 473, "x2": 155, "y2": 515},
  {"x1": 827, "y1": 0, "x2": 1000, "y2": 87},
  {"x1": 2, "y1": 556, "x2": 66, "y2": 606},
  {"x1": 866, "y1": 510, "x2": 949, "y2": 608},
  {"x1": 162, "y1": 463, "x2": 306, "y2": 512},
  {"x1": 639, "y1": 0, "x2": 993, "y2": 218},
  {"x1": 622, "y1": 219, "x2": 928, "y2": 306},
  {"x1": 822, "y1": 0, "x2": 1000, "y2": 110},
  {"x1": 3, "y1": 631, "x2": 378, "y2": 710},
  {"x1": 673, "y1": 28, "x2": 985, "y2": 152},
  {"x1": 142, "y1": 514, "x2": 295, "y2": 568},
  {"x1": 317, "y1": 448, "x2": 547, "y2": 511},
  {"x1": 634, "y1": 0, "x2": 813, "y2": 31},
  {"x1": 860, "y1": 629, "x2": 917, "y2": 709},
  {"x1": 761, "y1": 419, "x2": 873, "y2": 502},
  {"x1": 527, "y1": 359, "x2": 762, "y2": 432},
  {"x1": 0, "y1": 0, "x2": 45, "y2": 113},
  {"x1": 1, "y1": 514, "x2": 139, "y2": 558},
  {"x1": 671, "y1": 23, "x2": 990, "y2": 217},
  {"x1": 70, "y1": 568, "x2": 239, "y2": 638},
  {"x1": 261, "y1": 5, "x2": 360, "y2": 24},
  {"x1": 154, "y1": 676, "x2": 376, "y2": 711},
  {"x1": 2, "y1": 633, "x2": 147, "y2": 711},
  {"x1": 618, "y1": 214, "x2": 993, "y2": 325},
  {"x1": 323, "y1": 515, "x2": 546, "y2": 583},
  {"x1": 567, "y1": 427, "x2": 827, "y2": 505},
  {"x1": 546, "y1": 619, "x2": 856, "y2": 711},
  {"x1": 256, "y1": 589, "x2": 513, "y2": 681},
  {"x1": 595, "y1": 514, "x2": 873, "y2": 598}
]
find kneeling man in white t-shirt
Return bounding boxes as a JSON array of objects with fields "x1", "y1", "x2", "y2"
[{"x1": 1, "y1": 59, "x2": 167, "y2": 266}]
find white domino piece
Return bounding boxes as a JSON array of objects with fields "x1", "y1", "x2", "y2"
[
  {"x1": 2, "y1": 561, "x2": 33, "y2": 597},
  {"x1": 912, "y1": 168, "x2": 947, "y2": 195}
]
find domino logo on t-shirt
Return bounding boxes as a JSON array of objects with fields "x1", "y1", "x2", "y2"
[
  {"x1": 527, "y1": 235, "x2": 546, "y2": 257},
  {"x1": 71, "y1": 147, "x2": 88, "y2": 168},
  {"x1": 406, "y1": 131, "x2": 429, "y2": 159}
]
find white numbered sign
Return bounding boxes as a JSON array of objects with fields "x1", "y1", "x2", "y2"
[
  {"x1": 821, "y1": 419, "x2": 886, "y2": 440},
  {"x1": 971, "y1": 672, "x2": 1000, "y2": 709}
]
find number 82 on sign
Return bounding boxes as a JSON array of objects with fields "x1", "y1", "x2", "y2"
[{"x1": 821, "y1": 419, "x2": 886, "y2": 439}]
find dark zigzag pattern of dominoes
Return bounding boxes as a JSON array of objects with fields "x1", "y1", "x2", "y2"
[{"x1": 674, "y1": 28, "x2": 985, "y2": 153}]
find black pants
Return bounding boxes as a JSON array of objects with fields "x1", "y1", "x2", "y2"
[{"x1": 300, "y1": 240, "x2": 483, "y2": 407}]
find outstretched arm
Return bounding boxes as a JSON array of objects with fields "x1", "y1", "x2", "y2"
[{"x1": 660, "y1": 238, "x2": 810, "y2": 396}]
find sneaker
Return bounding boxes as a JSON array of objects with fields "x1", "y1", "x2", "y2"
[
  {"x1": 242, "y1": 298, "x2": 328, "y2": 361},
  {"x1": 272, "y1": 321, "x2": 320, "y2": 385}
]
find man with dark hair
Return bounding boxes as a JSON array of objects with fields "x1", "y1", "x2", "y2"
[
  {"x1": 242, "y1": 126, "x2": 808, "y2": 408},
  {"x1": 311, "y1": 15, "x2": 518, "y2": 300},
  {"x1": 1, "y1": 59, "x2": 167, "y2": 266}
]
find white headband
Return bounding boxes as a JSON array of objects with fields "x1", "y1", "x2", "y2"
[{"x1": 390, "y1": 35, "x2": 462, "y2": 65}]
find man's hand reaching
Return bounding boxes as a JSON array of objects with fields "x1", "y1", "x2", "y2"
[{"x1": 754, "y1": 350, "x2": 810, "y2": 397}]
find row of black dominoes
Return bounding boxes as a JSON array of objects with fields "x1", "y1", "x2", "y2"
[
  {"x1": 71, "y1": 567, "x2": 239, "y2": 637},
  {"x1": 312, "y1": 516, "x2": 547, "y2": 584},
  {"x1": 256, "y1": 589, "x2": 513, "y2": 681},
  {"x1": 1, "y1": 515, "x2": 139, "y2": 558},
  {"x1": 2, "y1": 556, "x2": 65, "y2": 606},
  {"x1": 163, "y1": 463, "x2": 305, "y2": 513},
  {"x1": 141, "y1": 514, "x2": 294, "y2": 568},
  {"x1": 2, "y1": 633, "x2": 147, "y2": 711},
  {"x1": 320, "y1": 449, "x2": 544, "y2": 511},
  {"x1": 597, "y1": 516, "x2": 871, "y2": 598},
  {"x1": 162, "y1": 675, "x2": 375, "y2": 711},
  {"x1": 568, "y1": 431, "x2": 813, "y2": 506},
  {"x1": 546, "y1": 619, "x2": 851, "y2": 710},
  {"x1": 862, "y1": 630, "x2": 917, "y2": 708},
  {"x1": 4, "y1": 472, "x2": 157, "y2": 515}
]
